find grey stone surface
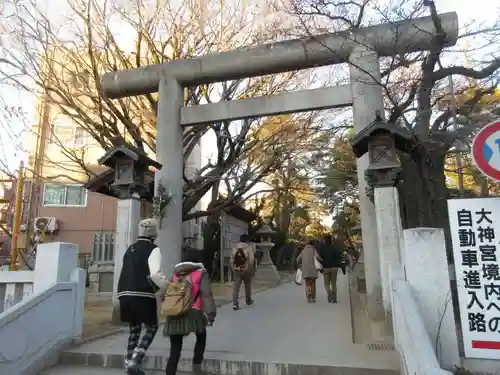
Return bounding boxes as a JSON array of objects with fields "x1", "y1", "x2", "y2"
[
  {"x1": 180, "y1": 86, "x2": 352, "y2": 126},
  {"x1": 58, "y1": 276, "x2": 399, "y2": 374},
  {"x1": 155, "y1": 77, "x2": 184, "y2": 277},
  {"x1": 101, "y1": 13, "x2": 459, "y2": 98}
]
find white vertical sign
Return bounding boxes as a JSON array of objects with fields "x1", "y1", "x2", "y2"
[{"x1": 448, "y1": 197, "x2": 500, "y2": 359}]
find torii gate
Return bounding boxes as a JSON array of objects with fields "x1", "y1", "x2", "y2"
[{"x1": 101, "y1": 12, "x2": 459, "y2": 322}]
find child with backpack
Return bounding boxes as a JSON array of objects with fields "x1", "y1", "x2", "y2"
[{"x1": 161, "y1": 253, "x2": 216, "y2": 375}]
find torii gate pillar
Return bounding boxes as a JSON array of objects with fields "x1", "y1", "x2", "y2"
[
  {"x1": 155, "y1": 77, "x2": 184, "y2": 274},
  {"x1": 349, "y1": 45, "x2": 386, "y2": 321}
]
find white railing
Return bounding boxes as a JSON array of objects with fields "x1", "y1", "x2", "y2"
[
  {"x1": 0, "y1": 243, "x2": 85, "y2": 375},
  {"x1": 0, "y1": 270, "x2": 34, "y2": 313},
  {"x1": 391, "y1": 266, "x2": 453, "y2": 375}
]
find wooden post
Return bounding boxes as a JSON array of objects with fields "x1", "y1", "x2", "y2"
[
  {"x1": 10, "y1": 161, "x2": 24, "y2": 271},
  {"x1": 220, "y1": 212, "x2": 225, "y2": 284}
]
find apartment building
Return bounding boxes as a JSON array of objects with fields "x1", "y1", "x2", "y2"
[{"x1": 25, "y1": 102, "x2": 119, "y2": 264}]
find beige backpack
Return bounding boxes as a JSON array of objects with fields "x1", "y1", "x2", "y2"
[{"x1": 161, "y1": 274, "x2": 199, "y2": 317}]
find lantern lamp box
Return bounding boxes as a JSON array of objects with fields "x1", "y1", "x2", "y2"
[
  {"x1": 351, "y1": 115, "x2": 413, "y2": 160},
  {"x1": 98, "y1": 144, "x2": 162, "y2": 185},
  {"x1": 447, "y1": 197, "x2": 500, "y2": 360},
  {"x1": 85, "y1": 142, "x2": 162, "y2": 200},
  {"x1": 351, "y1": 114, "x2": 413, "y2": 189}
]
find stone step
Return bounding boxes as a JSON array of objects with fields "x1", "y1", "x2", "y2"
[
  {"x1": 40, "y1": 365, "x2": 165, "y2": 375},
  {"x1": 56, "y1": 352, "x2": 399, "y2": 375}
]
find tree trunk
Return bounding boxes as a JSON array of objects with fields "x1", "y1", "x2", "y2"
[
  {"x1": 399, "y1": 146, "x2": 457, "y2": 264},
  {"x1": 399, "y1": 147, "x2": 449, "y2": 229},
  {"x1": 201, "y1": 182, "x2": 222, "y2": 278}
]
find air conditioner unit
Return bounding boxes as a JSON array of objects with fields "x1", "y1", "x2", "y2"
[{"x1": 34, "y1": 217, "x2": 58, "y2": 233}]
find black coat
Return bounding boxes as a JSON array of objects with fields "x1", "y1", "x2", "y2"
[{"x1": 318, "y1": 244, "x2": 343, "y2": 269}]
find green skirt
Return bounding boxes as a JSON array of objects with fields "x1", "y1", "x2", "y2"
[{"x1": 163, "y1": 308, "x2": 207, "y2": 336}]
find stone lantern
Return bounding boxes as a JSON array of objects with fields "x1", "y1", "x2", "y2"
[
  {"x1": 351, "y1": 111, "x2": 413, "y2": 201},
  {"x1": 351, "y1": 111, "x2": 414, "y2": 315},
  {"x1": 254, "y1": 221, "x2": 281, "y2": 285},
  {"x1": 98, "y1": 144, "x2": 162, "y2": 199},
  {"x1": 85, "y1": 141, "x2": 163, "y2": 323}
]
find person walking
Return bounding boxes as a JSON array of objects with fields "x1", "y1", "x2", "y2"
[
  {"x1": 296, "y1": 240, "x2": 322, "y2": 303},
  {"x1": 117, "y1": 218, "x2": 166, "y2": 375},
  {"x1": 162, "y1": 252, "x2": 217, "y2": 375},
  {"x1": 318, "y1": 234, "x2": 344, "y2": 303},
  {"x1": 230, "y1": 234, "x2": 256, "y2": 310}
]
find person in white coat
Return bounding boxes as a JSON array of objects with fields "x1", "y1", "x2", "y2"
[{"x1": 117, "y1": 218, "x2": 167, "y2": 375}]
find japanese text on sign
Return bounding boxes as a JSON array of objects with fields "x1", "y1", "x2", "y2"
[{"x1": 448, "y1": 198, "x2": 500, "y2": 359}]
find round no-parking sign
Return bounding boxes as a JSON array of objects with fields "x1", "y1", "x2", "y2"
[{"x1": 472, "y1": 121, "x2": 500, "y2": 182}]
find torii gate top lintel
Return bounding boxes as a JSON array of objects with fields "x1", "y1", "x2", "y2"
[{"x1": 101, "y1": 12, "x2": 458, "y2": 100}]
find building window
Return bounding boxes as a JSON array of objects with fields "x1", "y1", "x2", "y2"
[
  {"x1": 51, "y1": 115, "x2": 89, "y2": 149},
  {"x1": 51, "y1": 124, "x2": 74, "y2": 147},
  {"x1": 74, "y1": 127, "x2": 87, "y2": 148},
  {"x1": 92, "y1": 232, "x2": 115, "y2": 262},
  {"x1": 43, "y1": 184, "x2": 87, "y2": 207}
]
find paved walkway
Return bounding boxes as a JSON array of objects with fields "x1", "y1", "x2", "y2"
[{"x1": 63, "y1": 274, "x2": 399, "y2": 373}]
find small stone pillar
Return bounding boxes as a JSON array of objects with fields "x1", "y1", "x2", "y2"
[
  {"x1": 403, "y1": 228, "x2": 460, "y2": 370},
  {"x1": 254, "y1": 222, "x2": 280, "y2": 285},
  {"x1": 33, "y1": 242, "x2": 79, "y2": 293},
  {"x1": 351, "y1": 112, "x2": 413, "y2": 317}
]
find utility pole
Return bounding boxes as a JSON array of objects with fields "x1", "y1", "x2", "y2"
[
  {"x1": 449, "y1": 75, "x2": 465, "y2": 194},
  {"x1": 10, "y1": 160, "x2": 24, "y2": 271},
  {"x1": 465, "y1": 44, "x2": 489, "y2": 196}
]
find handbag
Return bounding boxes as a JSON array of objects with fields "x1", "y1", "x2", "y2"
[
  {"x1": 294, "y1": 268, "x2": 303, "y2": 285},
  {"x1": 314, "y1": 258, "x2": 322, "y2": 271},
  {"x1": 341, "y1": 251, "x2": 348, "y2": 275}
]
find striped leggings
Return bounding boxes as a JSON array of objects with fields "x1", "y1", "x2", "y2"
[{"x1": 127, "y1": 323, "x2": 158, "y2": 364}]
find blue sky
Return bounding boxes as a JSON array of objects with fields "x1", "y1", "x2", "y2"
[{"x1": 0, "y1": 0, "x2": 497, "y2": 176}]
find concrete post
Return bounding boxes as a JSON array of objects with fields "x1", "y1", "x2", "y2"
[
  {"x1": 403, "y1": 228, "x2": 460, "y2": 370},
  {"x1": 155, "y1": 77, "x2": 184, "y2": 274},
  {"x1": 70, "y1": 267, "x2": 86, "y2": 341},
  {"x1": 374, "y1": 186, "x2": 403, "y2": 315},
  {"x1": 33, "y1": 242, "x2": 79, "y2": 293},
  {"x1": 348, "y1": 45, "x2": 384, "y2": 321},
  {"x1": 111, "y1": 195, "x2": 141, "y2": 322}
]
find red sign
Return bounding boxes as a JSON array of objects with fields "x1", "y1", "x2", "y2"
[{"x1": 472, "y1": 121, "x2": 500, "y2": 182}]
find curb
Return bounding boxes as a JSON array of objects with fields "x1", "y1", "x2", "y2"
[
  {"x1": 59, "y1": 352, "x2": 399, "y2": 375},
  {"x1": 79, "y1": 326, "x2": 127, "y2": 345}
]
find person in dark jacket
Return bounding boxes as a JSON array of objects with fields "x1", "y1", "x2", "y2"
[
  {"x1": 117, "y1": 218, "x2": 166, "y2": 375},
  {"x1": 230, "y1": 234, "x2": 256, "y2": 310},
  {"x1": 163, "y1": 251, "x2": 217, "y2": 375},
  {"x1": 318, "y1": 234, "x2": 343, "y2": 303}
]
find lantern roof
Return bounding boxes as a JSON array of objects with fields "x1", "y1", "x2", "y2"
[
  {"x1": 351, "y1": 112, "x2": 414, "y2": 158},
  {"x1": 257, "y1": 223, "x2": 275, "y2": 235},
  {"x1": 98, "y1": 142, "x2": 162, "y2": 170}
]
